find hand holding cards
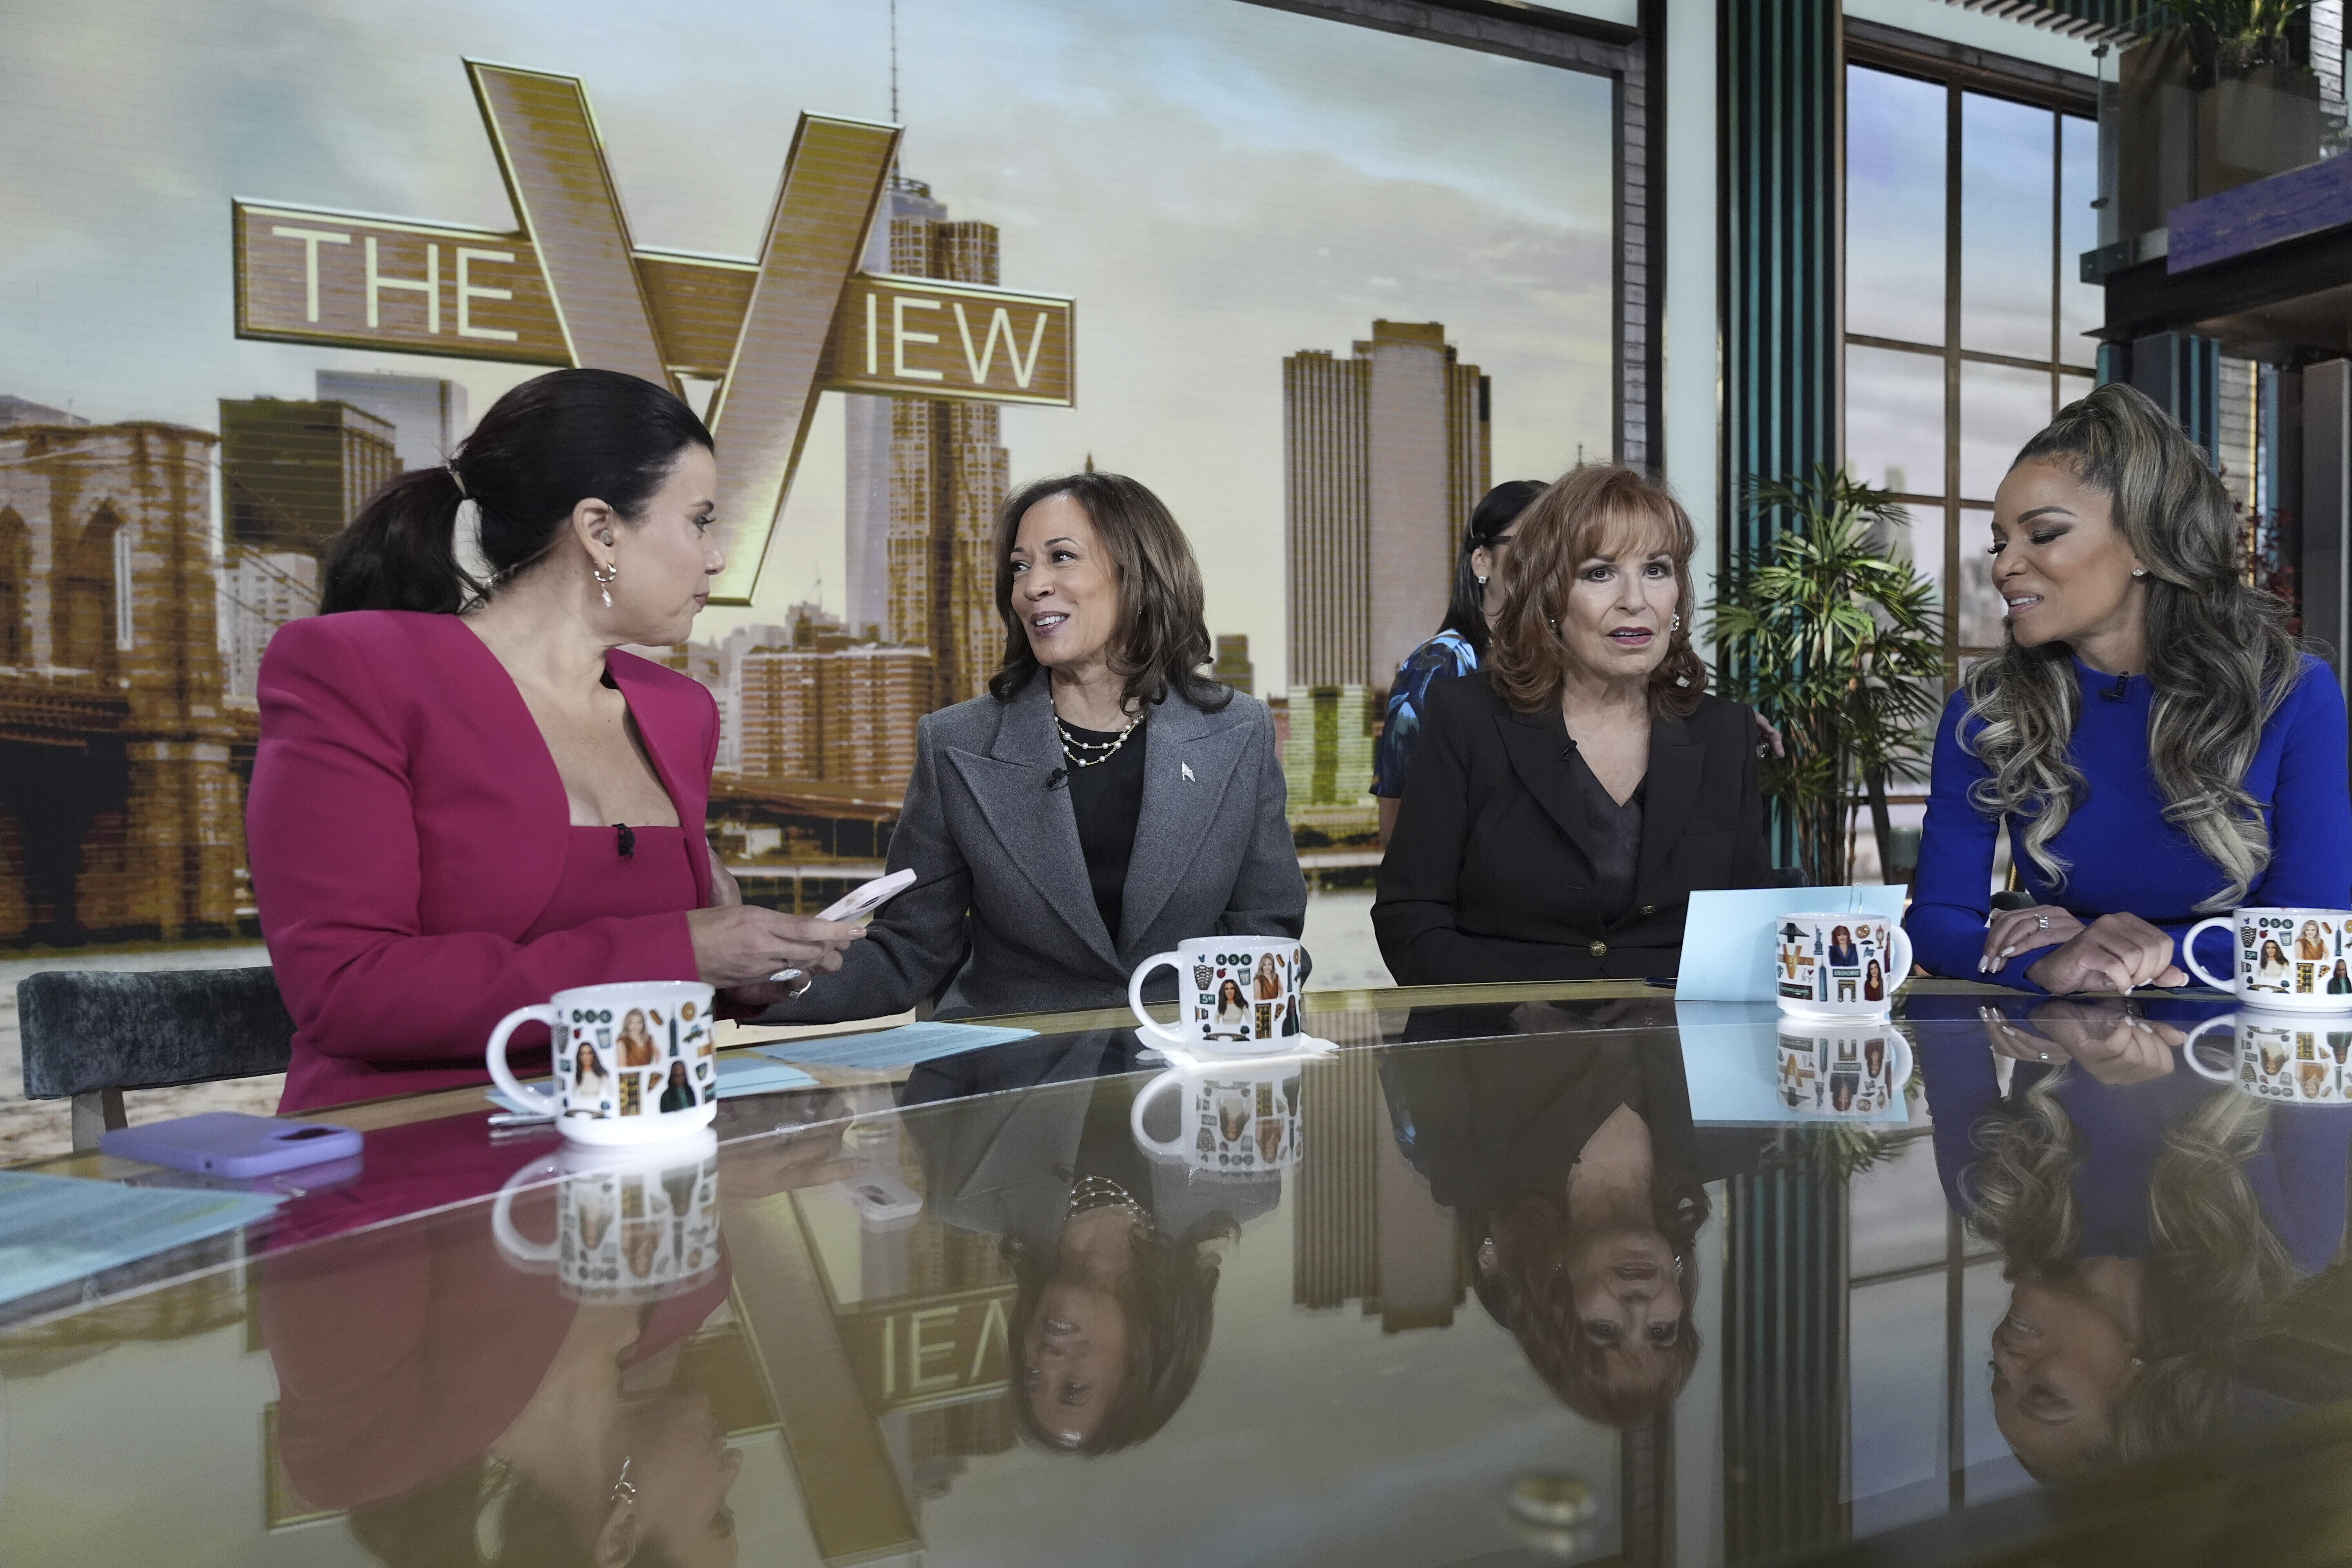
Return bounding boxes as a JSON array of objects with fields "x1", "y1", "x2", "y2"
[{"x1": 768, "y1": 868, "x2": 916, "y2": 983}]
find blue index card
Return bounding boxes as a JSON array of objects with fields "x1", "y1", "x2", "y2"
[
  {"x1": 755, "y1": 1022, "x2": 1038, "y2": 1072},
  {"x1": 0, "y1": 1171, "x2": 279, "y2": 1308},
  {"x1": 1673, "y1": 1000, "x2": 1912, "y2": 1126},
  {"x1": 1674, "y1": 884, "x2": 1911, "y2": 1002}
]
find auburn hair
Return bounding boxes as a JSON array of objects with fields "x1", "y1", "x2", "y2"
[{"x1": 1485, "y1": 464, "x2": 1706, "y2": 717}]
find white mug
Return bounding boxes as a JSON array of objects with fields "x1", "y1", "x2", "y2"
[
  {"x1": 487, "y1": 980, "x2": 719, "y2": 1145},
  {"x1": 2187, "y1": 1014, "x2": 2352, "y2": 1105},
  {"x1": 1775, "y1": 913, "x2": 1911, "y2": 1017},
  {"x1": 1773, "y1": 1022, "x2": 1913, "y2": 1118},
  {"x1": 492, "y1": 1131, "x2": 722, "y2": 1301},
  {"x1": 1131, "y1": 1063, "x2": 1303, "y2": 1175},
  {"x1": 1130, "y1": 937, "x2": 1308, "y2": 1053},
  {"x1": 2182, "y1": 907, "x2": 2352, "y2": 1013}
]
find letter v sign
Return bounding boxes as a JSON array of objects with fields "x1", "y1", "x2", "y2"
[{"x1": 469, "y1": 62, "x2": 896, "y2": 604}]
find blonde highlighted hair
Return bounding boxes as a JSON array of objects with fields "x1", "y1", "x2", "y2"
[{"x1": 1962, "y1": 383, "x2": 2298, "y2": 910}]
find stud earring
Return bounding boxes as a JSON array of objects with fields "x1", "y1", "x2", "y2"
[
  {"x1": 1475, "y1": 575, "x2": 1489, "y2": 589},
  {"x1": 1670, "y1": 612, "x2": 1682, "y2": 632},
  {"x1": 592, "y1": 559, "x2": 619, "y2": 608},
  {"x1": 2131, "y1": 566, "x2": 2148, "y2": 578}
]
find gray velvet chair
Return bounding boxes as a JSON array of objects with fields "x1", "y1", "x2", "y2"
[{"x1": 16, "y1": 968, "x2": 296, "y2": 1152}]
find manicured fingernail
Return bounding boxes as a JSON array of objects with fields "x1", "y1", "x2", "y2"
[{"x1": 2001, "y1": 947, "x2": 2014, "y2": 958}]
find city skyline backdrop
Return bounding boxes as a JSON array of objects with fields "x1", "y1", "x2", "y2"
[{"x1": 4, "y1": 0, "x2": 1617, "y2": 696}]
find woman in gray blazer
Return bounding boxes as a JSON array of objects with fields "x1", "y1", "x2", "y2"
[{"x1": 772, "y1": 471, "x2": 1306, "y2": 1022}]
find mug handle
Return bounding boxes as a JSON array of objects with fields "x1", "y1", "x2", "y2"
[
  {"x1": 490, "y1": 1154, "x2": 563, "y2": 1264},
  {"x1": 1129, "y1": 1071, "x2": 1189, "y2": 1156},
  {"x1": 1128, "y1": 952, "x2": 1189, "y2": 1045},
  {"x1": 2182, "y1": 916, "x2": 2235, "y2": 990},
  {"x1": 2184, "y1": 1014, "x2": 2240, "y2": 1080},
  {"x1": 1884, "y1": 1030, "x2": 1914, "y2": 1094},
  {"x1": 487, "y1": 1004, "x2": 562, "y2": 1118},
  {"x1": 1884, "y1": 925, "x2": 1915, "y2": 992}
]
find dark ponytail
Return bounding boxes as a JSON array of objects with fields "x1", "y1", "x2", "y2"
[
  {"x1": 1437, "y1": 479, "x2": 1546, "y2": 660},
  {"x1": 321, "y1": 368, "x2": 712, "y2": 615}
]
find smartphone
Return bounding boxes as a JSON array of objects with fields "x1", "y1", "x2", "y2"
[
  {"x1": 101, "y1": 1112, "x2": 363, "y2": 1178},
  {"x1": 815, "y1": 867, "x2": 916, "y2": 924},
  {"x1": 770, "y1": 869, "x2": 916, "y2": 983}
]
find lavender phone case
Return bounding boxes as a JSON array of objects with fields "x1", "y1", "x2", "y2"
[{"x1": 101, "y1": 1112, "x2": 363, "y2": 1178}]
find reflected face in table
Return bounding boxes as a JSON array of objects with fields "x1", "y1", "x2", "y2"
[
  {"x1": 1566, "y1": 1227, "x2": 1684, "y2": 1350},
  {"x1": 1023, "y1": 1276, "x2": 1131, "y2": 1447},
  {"x1": 1989, "y1": 1271, "x2": 2147, "y2": 1478},
  {"x1": 615, "y1": 1384, "x2": 745, "y2": 1567}
]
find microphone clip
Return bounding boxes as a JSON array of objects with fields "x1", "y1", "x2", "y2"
[{"x1": 1046, "y1": 767, "x2": 1069, "y2": 791}]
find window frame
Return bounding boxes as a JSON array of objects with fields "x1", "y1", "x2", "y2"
[{"x1": 1843, "y1": 25, "x2": 2100, "y2": 680}]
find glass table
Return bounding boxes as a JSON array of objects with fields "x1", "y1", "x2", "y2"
[{"x1": 6, "y1": 979, "x2": 2352, "y2": 1567}]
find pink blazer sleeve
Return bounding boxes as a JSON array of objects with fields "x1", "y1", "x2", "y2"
[{"x1": 247, "y1": 619, "x2": 703, "y2": 1071}]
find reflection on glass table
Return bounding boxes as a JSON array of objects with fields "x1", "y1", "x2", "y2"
[{"x1": 10, "y1": 982, "x2": 2352, "y2": 1568}]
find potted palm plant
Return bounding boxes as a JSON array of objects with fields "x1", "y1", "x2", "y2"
[{"x1": 1706, "y1": 470, "x2": 1945, "y2": 888}]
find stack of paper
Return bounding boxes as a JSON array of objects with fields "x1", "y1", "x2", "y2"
[
  {"x1": 0, "y1": 1172, "x2": 279, "y2": 1309},
  {"x1": 755, "y1": 1022, "x2": 1038, "y2": 1072}
]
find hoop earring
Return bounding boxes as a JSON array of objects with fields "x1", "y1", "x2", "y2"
[
  {"x1": 592, "y1": 559, "x2": 619, "y2": 609},
  {"x1": 1670, "y1": 612, "x2": 1681, "y2": 632}
]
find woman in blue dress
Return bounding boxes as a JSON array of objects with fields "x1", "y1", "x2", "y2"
[
  {"x1": 1372, "y1": 479, "x2": 1546, "y2": 842},
  {"x1": 1906, "y1": 382, "x2": 2352, "y2": 994}
]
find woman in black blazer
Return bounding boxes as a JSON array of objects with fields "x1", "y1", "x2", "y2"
[{"x1": 1374, "y1": 464, "x2": 1772, "y2": 983}]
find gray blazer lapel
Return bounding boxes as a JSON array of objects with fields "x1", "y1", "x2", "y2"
[
  {"x1": 942, "y1": 679, "x2": 1119, "y2": 967},
  {"x1": 1120, "y1": 695, "x2": 1247, "y2": 942}
]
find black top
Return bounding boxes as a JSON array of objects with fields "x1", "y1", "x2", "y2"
[
  {"x1": 1568, "y1": 749, "x2": 1643, "y2": 925},
  {"x1": 1063, "y1": 714, "x2": 1149, "y2": 944},
  {"x1": 1372, "y1": 675, "x2": 1773, "y2": 985}
]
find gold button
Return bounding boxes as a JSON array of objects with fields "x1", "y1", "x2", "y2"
[{"x1": 1588, "y1": 940, "x2": 1608, "y2": 958}]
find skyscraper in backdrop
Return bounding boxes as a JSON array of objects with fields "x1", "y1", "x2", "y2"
[
  {"x1": 1284, "y1": 321, "x2": 1489, "y2": 694},
  {"x1": 842, "y1": 175, "x2": 1011, "y2": 711}
]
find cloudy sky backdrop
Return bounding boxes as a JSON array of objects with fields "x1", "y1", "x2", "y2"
[{"x1": 4, "y1": 0, "x2": 1617, "y2": 691}]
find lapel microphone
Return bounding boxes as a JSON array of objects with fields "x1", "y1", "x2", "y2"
[
  {"x1": 2099, "y1": 672, "x2": 2131, "y2": 702},
  {"x1": 614, "y1": 822, "x2": 635, "y2": 858},
  {"x1": 1046, "y1": 767, "x2": 1069, "y2": 791}
]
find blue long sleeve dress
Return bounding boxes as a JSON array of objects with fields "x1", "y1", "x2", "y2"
[{"x1": 1907, "y1": 653, "x2": 2352, "y2": 991}]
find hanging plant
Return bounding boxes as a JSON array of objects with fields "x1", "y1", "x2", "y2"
[{"x1": 2152, "y1": 0, "x2": 2312, "y2": 76}]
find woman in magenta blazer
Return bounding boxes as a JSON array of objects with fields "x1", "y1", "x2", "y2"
[{"x1": 248, "y1": 370, "x2": 859, "y2": 1112}]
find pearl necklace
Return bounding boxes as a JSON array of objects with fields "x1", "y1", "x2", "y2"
[{"x1": 1054, "y1": 710, "x2": 1143, "y2": 768}]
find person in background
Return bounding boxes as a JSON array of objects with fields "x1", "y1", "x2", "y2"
[
  {"x1": 1373, "y1": 464, "x2": 1772, "y2": 984},
  {"x1": 768, "y1": 472, "x2": 1305, "y2": 1023},
  {"x1": 1906, "y1": 382, "x2": 2352, "y2": 995},
  {"x1": 247, "y1": 368, "x2": 858, "y2": 1114},
  {"x1": 1372, "y1": 479, "x2": 1547, "y2": 844}
]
